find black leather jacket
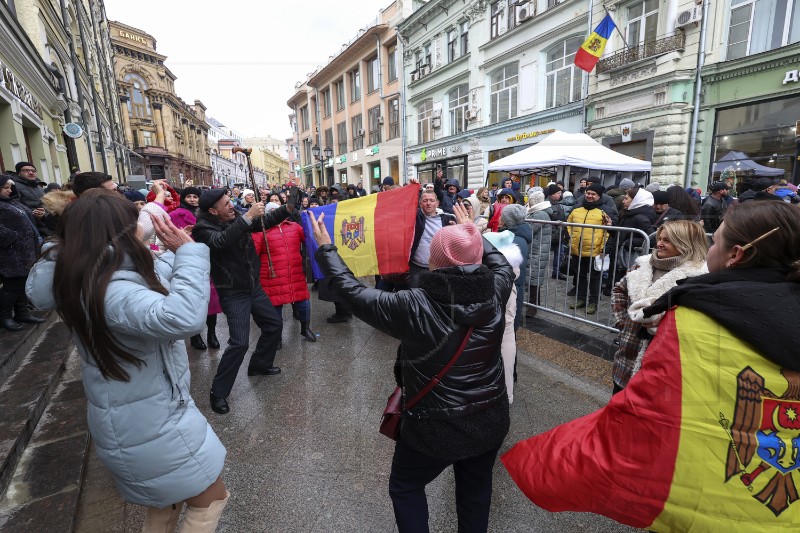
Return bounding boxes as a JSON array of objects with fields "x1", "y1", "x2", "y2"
[
  {"x1": 315, "y1": 238, "x2": 514, "y2": 460},
  {"x1": 193, "y1": 205, "x2": 292, "y2": 292}
]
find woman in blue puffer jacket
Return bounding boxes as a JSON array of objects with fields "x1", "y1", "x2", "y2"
[{"x1": 25, "y1": 189, "x2": 228, "y2": 532}]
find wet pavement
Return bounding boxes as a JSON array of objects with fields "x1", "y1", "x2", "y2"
[{"x1": 74, "y1": 288, "x2": 634, "y2": 532}]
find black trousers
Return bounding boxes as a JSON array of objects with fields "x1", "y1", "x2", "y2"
[
  {"x1": 389, "y1": 438, "x2": 500, "y2": 533},
  {"x1": 211, "y1": 286, "x2": 282, "y2": 399}
]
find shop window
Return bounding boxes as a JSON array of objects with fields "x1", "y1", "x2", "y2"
[
  {"x1": 387, "y1": 44, "x2": 398, "y2": 82},
  {"x1": 626, "y1": 0, "x2": 659, "y2": 47},
  {"x1": 335, "y1": 79, "x2": 345, "y2": 111},
  {"x1": 490, "y1": 63, "x2": 518, "y2": 124},
  {"x1": 337, "y1": 122, "x2": 348, "y2": 154},
  {"x1": 123, "y1": 73, "x2": 151, "y2": 119},
  {"x1": 727, "y1": 0, "x2": 800, "y2": 60},
  {"x1": 352, "y1": 114, "x2": 364, "y2": 150},
  {"x1": 350, "y1": 68, "x2": 361, "y2": 102},
  {"x1": 417, "y1": 99, "x2": 433, "y2": 144},
  {"x1": 711, "y1": 96, "x2": 800, "y2": 185},
  {"x1": 388, "y1": 97, "x2": 400, "y2": 140},
  {"x1": 368, "y1": 105, "x2": 382, "y2": 145},
  {"x1": 367, "y1": 56, "x2": 380, "y2": 93},
  {"x1": 449, "y1": 85, "x2": 469, "y2": 135},
  {"x1": 545, "y1": 37, "x2": 584, "y2": 109}
]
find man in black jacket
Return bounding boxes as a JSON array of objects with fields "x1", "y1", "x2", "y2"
[
  {"x1": 309, "y1": 204, "x2": 513, "y2": 533},
  {"x1": 193, "y1": 188, "x2": 297, "y2": 414},
  {"x1": 11, "y1": 162, "x2": 44, "y2": 210}
]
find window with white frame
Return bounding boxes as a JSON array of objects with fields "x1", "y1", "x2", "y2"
[
  {"x1": 490, "y1": 63, "x2": 518, "y2": 123},
  {"x1": 627, "y1": 0, "x2": 659, "y2": 46},
  {"x1": 123, "y1": 73, "x2": 152, "y2": 119},
  {"x1": 461, "y1": 21, "x2": 470, "y2": 55},
  {"x1": 727, "y1": 0, "x2": 800, "y2": 60},
  {"x1": 352, "y1": 113, "x2": 364, "y2": 150},
  {"x1": 449, "y1": 85, "x2": 470, "y2": 136},
  {"x1": 490, "y1": 1, "x2": 506, "y2": 39},
  {"x1": 388, "y1": 97, "x2": 400, "y2": 139},
  {"x1": 337, "y1": 121, "x2": 347, "y2": 154},
  {"x1": 417, "y1": 99, "x2": 433, "y2": 143},
  {"x1": 545, "y1": 37, "x2": 584, "y2": 109},
  {"x1": 448, "y1": 29, "x2": 458, "y2": 62},
  {"x1": 368, "y1": 105, "x2": 382, "y2": 145},
  {"x1": 350, "y1": 68, "x2": 361, "y2": 102}
]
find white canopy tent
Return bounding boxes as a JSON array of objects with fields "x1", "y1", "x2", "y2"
[{"x1": 486, "y1": 130, "x2": 652, "y2": 173}]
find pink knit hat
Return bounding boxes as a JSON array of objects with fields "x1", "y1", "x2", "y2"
[{"x1": 428, "y1": 224, "x2": 483, "y2": 269}]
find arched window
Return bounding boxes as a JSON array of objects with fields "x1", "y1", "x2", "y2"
[
  {"x1": 448, "y1": 85, "x2": 469, "y2": 135},
  {"x1": 123, "y1": 73, "x2": 152, "y2": 119},
  {"x1": 490, "y1": 63, "x2": 518, "y2": 123},
  {"x1": 545, "y1": 37, "x2": 584, "y2": 109},
  {"x1": 417, "y1": 99, "x2": 433, "y2": 143}
]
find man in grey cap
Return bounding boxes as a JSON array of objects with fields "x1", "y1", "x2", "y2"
[
  {"x1": 193, "y1": 187, "x2": 298, "y2": 414},
  {"x1": 701, "y1": 181, "x2": 730, "y2": 232}
]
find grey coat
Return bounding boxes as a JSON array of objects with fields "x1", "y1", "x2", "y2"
[
  {"x1": 26, "y1": 243, "x2": 225, "y2": 507},
  {"x1": 526, "y1": 207, "x2": 553, "y2": 286}
]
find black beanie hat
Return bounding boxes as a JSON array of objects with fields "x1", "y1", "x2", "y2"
[
  {"x1": 15, "y1": 161, "x2": 34, "y2": 174},
  {"x1": 73, "y1": 172, "x2": 112, "y2": 196},
  {"x1": 199, "y1": 188, "x2": 227, "y2": 211},
  {"x1": 652, "y1": 190, "x2": 669, "y2": 204},
  {"x1": 586, "y1": 183, "x2": 605, "y2": 196},
  {"x1": 181, "y1": 186, "x2": 202, "y2": 203},
  {"x1": 545, "y1": 184, "x2": 561, "y2": 198}
]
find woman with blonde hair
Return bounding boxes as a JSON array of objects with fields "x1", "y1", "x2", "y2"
[{"x1": 611, "y1": 219, "x2": 708, "y2": 393}]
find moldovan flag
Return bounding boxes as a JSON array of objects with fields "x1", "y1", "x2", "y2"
[
  {"x1": 501, "y1": 307, "x2": 800, "y2": 531},
  {"x1": 301, "y1": 184, "x2": 419, "y2": 280},
  {"x1": 574, "y1": 14, "x2": 616, "y2": 72}
]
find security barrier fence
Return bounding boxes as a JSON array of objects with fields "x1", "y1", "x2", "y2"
[{"x1": 522, "y1": 219, "x2": 652, "y2": 333}]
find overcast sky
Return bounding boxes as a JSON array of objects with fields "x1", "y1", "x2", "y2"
[{"x1": 105, "y1": 0, "x2": 390, "y2": 139}]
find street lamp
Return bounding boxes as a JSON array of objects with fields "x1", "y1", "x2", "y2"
[{"x1": 312, "y1": 145, "x2": 333, "y2": 187}]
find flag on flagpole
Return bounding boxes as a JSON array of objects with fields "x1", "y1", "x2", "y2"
[
  {"x1": 574, "y1": 14, "x2": 616, "y2": 72},
  {"x1": 501, "y1": 306, "x2": 800, "y2": 531},
  {"x1": 301, "y1": 184, "x2": 419, "y2": 280}
]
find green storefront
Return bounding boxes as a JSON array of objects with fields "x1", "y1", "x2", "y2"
[{"x1": 695, "y1": 45, "x2": 800, "y2": 190}]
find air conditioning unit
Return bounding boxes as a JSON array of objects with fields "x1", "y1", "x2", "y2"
[
  {"x1": 432, "y1": 117, "x2": 442, "y2": 129},
  {"x1": 516, "y1": 2, "x2": 533, "y2": 22},
  {"x1": 676, "y1": 6, "x2": 702, "y2": 27},
  {"x1": 377, "y1": 116, "x2": 384, "y2": 125},
  {"x1": 465, "y1": 109, "x2": 478, "y2": 121},
  {"x1": 411, "y1": 70, "x2": 420, "y2": 82},
  {"x1": 420, "y1": 64, "x2": 431, "y2": 76},
  {"x1": 357, "y1": 129, "x2": 365, "y2": 137}
]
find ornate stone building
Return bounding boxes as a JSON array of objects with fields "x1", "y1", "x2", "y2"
[
  {"x1": 1, "y1": 0, "x2": 127, "y2": 182},
  {"x1": 110, "y1": 21, "x2": 211, "y2": 185}
]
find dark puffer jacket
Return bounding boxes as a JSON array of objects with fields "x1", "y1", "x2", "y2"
[
  {"x1": 316, "y1": 239, "x2": 514, "y2": 461},
  {"x1": 193, "y1": 205, "x2": 292, "y2": 292},
  {"x1": 0, "y1": 193, "x2": 41, "y2": 277},
  {"x1": 11, "y1": 175, "x2": 44, "y2": 209}
]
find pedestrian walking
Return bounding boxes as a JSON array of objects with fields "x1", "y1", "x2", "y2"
[
  {"x1": 309, "y1": 203, "x2": 514, "y2": 533},
  {"x1": 25, "y1": 189, "x2": 229, "y2": 532}
]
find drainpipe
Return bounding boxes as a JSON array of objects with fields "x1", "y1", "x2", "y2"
[
  {"x1": 59, "y1": 0, "x2": 93, "y2": 172},
  {"x1": 312, "y1": 84, "x2": 325, "y2": 186},
  {"x1": 685, "y1": 0, "x2": 710, "y2": 188},
  {"x1": 75, "y1": 0, "x2": 108, "y2": 173},
  {"x1": 397, "y1": 32, "x2": 408, "y2": 184}
]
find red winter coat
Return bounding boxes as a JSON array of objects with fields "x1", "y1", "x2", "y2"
[{"x1": 252, "y1": 220, "x2": 310, "y2": 306}]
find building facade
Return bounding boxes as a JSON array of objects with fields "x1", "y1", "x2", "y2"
[
  {"x1": 287, "y1": 1, "x2": 411, "y2": 189},
  {"x1": 584, "y1": 0, "x2": 702, "y2": 187},
  {"x1": 398, "y1": 0, "x2": 590, "y2": 190},
  {"x1": 1, "y1": 0, "x2": 127, "y2": 182},
  {"x1": 110, "y1": 21, "x2": 212, "y2": 186},
  {"x1": 692, "y1": 0, "x2": 800, "y2": 188}
]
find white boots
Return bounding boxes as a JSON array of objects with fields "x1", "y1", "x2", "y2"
[
  {"x1": 141, "y1": 491, "x2": 229, "y2": 533},
  {"x1": 179, "y1": 491, "x2": 230, "y2": 532}
]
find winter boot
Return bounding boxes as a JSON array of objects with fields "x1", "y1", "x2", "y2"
[
  {"x1": 0, "y1": 293, "x2": 24, "y2": 331},
  {"x1": 190, "y1": 334, "x2": 207, "y2": 350},
  {"x1": 326, "y1": 301, "x2": 352, "y2": 323},
  {"x1": 141, "y1": 503, "x2": 182, "y2": 532},
  {"x1": 13, "y1": 295, "x2": 45, "y2": 324},
  {"x1": 178, "y1": 491, "x2": 229, "y2": 533},
  {"x1": 300, "y1": 321, "x2": 317, "y2": 342},
  {"x1": 206, "y1": 315, "x2": 220, "y2": 349}
]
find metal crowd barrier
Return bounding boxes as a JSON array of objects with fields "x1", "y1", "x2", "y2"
[{"x1": 523, "y1": 219, "x2": 651, "y2": 333}]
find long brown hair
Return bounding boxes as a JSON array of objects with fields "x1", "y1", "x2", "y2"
[
  {"x1": 722, "y1": 201, "x2": 800, "y2": 281},
  {"x1": 52, "y1": 189, "x2": 168, "y2": 381}
]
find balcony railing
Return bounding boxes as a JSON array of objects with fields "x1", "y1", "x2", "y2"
[{"x1": 596, "y1": 32, "x2": 685, "y2": 74}]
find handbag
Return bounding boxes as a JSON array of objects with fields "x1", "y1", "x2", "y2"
[
  {"x1": 379, "y1": 326, "x2": 475, "y2": 441},
  {"x1": 593, "y1": 254, "x2": 610, "y2": 272}
]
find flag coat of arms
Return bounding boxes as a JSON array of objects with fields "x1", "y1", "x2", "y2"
[
  {"x1": 301, "y1": 184, "x2": 419, "y2": 279},
  {"x1": 502, "y1": 306, "x2": 800, "y2": 531},
  {"x1": 575, "y1": 14, "x2": 616, "y2": 72}
]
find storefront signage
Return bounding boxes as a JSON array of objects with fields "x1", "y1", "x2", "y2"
[
  {"x1": 421, "y1": 146, "x2": 447, "y2": 161},
  {"x1": 0, "y1": 61, "x2": 43, "y2": 119},
  {"x1": 782, "y1": 70, "x2": 800, "y2": 84},
  {"x1": 352, "y1": 151, "x2": 358, "y2": 162},
  {"x1": 506, "y1": 128, "x2": 555, "y2": 143},
  {"x1": 118, "y1": 30, "x2": 151, "y2": 48},
  {"x1": 373, "y1": 166, "x2": 380, "y2": 179},
  {"x1": 335, "y1": 155, "x2": 346, "y2": 164},
  {"x1": 364, "y1": 145, "x2": 379, "y2": 157}
]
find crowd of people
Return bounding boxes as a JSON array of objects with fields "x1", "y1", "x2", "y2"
[{"x1": 3, "y1": 160, "x2": 800, "y2": 532}]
